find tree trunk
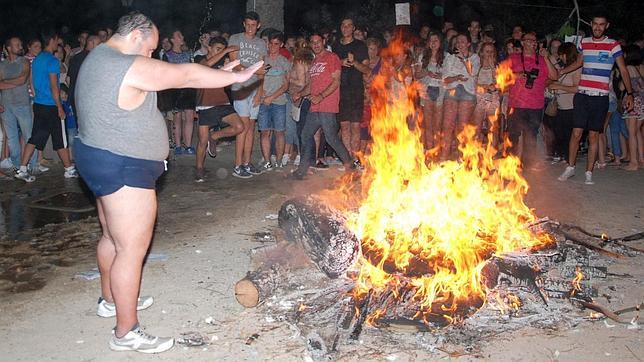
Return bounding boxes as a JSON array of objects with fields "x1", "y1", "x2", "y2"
[{"x1": 234, "y1": 264, "x2": 288, "y2": 308}]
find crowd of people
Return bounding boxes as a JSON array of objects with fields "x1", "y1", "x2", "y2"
[
  {"x1": 1, "y1": 12, "x2": 643, "y2": 185},
  {"x1": 0, "y1": 9, "x2": 642, "y2": 354}
]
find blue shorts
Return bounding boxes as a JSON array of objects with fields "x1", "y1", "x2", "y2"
[
  {"x1": 74, "y1": 140, "x2": 165, "y2": 197},
  {"x1": 232, "y1": 89, "x2": 259, "y2": 119},
  {"x1": 444, "y1": 85, "x2": 476, "y2": 102},
  {"x1": 258, "y1": 103, "x2": 287, "y2": 131}
]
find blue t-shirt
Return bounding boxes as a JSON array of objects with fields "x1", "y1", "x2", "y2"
[
  {"x1": 62, "y1": 101, "x2": 77, "y2": 129},
  {"x1": 32, "y1": 51, "x2": 60, "y2": 106}
]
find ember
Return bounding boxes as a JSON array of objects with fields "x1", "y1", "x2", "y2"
[{"x1": 335, "y1": 37, "x2": 552, "y2": 326}]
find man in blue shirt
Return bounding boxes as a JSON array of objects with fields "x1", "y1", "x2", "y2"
[{"x1": 14, "y1": 30, "x2": 78, "y2": 182}]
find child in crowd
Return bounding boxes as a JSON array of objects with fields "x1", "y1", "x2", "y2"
[{"x1": 60, "y1": 84, "x2": 77, "y2": 160}]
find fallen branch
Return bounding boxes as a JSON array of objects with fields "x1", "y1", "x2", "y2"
[
  {"x1": 561, "y1": 232, "x2": 623, "y2": 258},
  {"x1": 615, "y1": 303, "x2": 643, "y2": 315},
  {"x1": 572, "y1": 298, "x2": 628, "y2": 324},
  {"x1": 620, "y1": 232, "x2": 644, "y2": 242},
  {"x1": 561, "y1": 224, "x2": 644, "y2": 244}
]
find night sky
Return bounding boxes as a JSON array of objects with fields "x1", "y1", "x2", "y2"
[{"x1": 0, "y1": 0, "x2": 641, "y2": 47}]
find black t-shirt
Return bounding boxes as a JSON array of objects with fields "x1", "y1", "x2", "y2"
[
  {"x1": 68, "y1": 50, "x2": 89, "y2": 110},
  {"x1": 332, "y1": 39, "x2": 368, "y2": 96}
]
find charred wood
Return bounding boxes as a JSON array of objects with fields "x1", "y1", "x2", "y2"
[{"x1": 278, "y1": 197, "x2": 361, "y2": 278}]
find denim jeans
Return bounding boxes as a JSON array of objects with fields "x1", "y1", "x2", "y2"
[
  {"x1": 284, "y1": 96, "x2": 298, "y2": 146},
  {"x1": 258, "y1": 103, "x2": 287, "y2": 131},
  {"x1": 67, "y1": 127, "x2": 78, "y2": 151},
  {"x1": 608, "y1": 111, "x2": 628, "y2": 157},
  {"x1": 1, "y1": 104, "x2": 38, "y2": 167},
  {"x1": 296, "y1": 98, "x2": 311, "y2": 157},
  {"x1": 295, "y1": 112, "x2": 351, "y2": 175}
]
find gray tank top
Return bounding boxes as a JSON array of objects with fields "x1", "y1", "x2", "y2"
[{"x1": 76, "y1": 44, "x2": 168, "y2": 161}]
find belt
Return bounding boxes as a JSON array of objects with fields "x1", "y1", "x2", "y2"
[{"x1": 579, "y1": 90, "x2": 608, "y2": 97}]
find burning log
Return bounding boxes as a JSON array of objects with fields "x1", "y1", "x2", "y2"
[
  {"x1": 481, "y1": 253, "x2": 547, "y2": 304},
  {"x1": 278, "y1": 197, "x2": 361, "y2": 278},
  {"x1": 560, "y1": 265, "x2": 607, "y2": 279},
  {"x1": 541, "y1": 278, "x2": 597, "y2": 300}
]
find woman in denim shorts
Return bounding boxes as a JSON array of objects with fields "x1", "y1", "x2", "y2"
[
  {"x1": 441, "y1": 33, "x2": 480, "y2": 159},
  {"x1": 415, "y1": 32, "x2": 446, "y2": 153},
  {"x1": 472, "y1": 42, "x2": 501, "y2": 146}
]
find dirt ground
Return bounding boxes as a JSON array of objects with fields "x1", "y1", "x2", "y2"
[{"x1": 0, "y1": 143, "x2": 642, "y2": 361}]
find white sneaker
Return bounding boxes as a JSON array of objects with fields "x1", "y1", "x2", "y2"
[
  {"x1": 15, "y1": 169, "x2": 35, "y2": 183},
  {"x1": 64, "y1": 166, "x2": 79, "y2": 178},
  {"x1": 281, "y1": 154, "x2": 290, "y2": 166},
  {"x1": 97, "y1": 296, "x2": 154, "y2": 318},
  {"x1": 260, "y1": 161, "x2": 274, "y2": 172},
  {"x1": 584, "y1": 171, "x2": 594, "y2": 185},
  {"x1": 109, "y1": 325, "x2": 174, "y2": 353},
  {"x1": 293, "y1": 155, "x2": 301, "y2": 166},
  {"x1": 557, "y1": 166, "x2": 575, "y2": 181}
]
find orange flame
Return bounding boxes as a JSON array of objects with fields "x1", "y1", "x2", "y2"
[
  {"x1": 495, "y1": 60, "x2": 516, "y2": 93},
  {"x1": 571, "y1": 267, "x2": 584, "y2": 296},
  {"x1": 337, "y1": 37, "x2": 551, "y2": 324},
  {"x1": 489, "y1": 291, "x2": 522, "y2": 314}
]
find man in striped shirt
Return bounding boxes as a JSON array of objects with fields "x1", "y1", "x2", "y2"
[{"x1": 557, "y1": 14, "x2": 634, "y2": 185}]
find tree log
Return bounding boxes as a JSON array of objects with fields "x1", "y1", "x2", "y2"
[
  {"x1": 234, "y1": 264, "x2": 287, "y2": 307},
  {"x1": 278, "y1": 197, "x2": 361, "y2": 278}
]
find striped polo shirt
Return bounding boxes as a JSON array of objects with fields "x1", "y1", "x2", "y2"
[{"x1": 578, "y1": 36, "x2": 622, "y2": 95}]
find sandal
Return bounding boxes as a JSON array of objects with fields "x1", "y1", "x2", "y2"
[{"x1": 595, "y1": 162, "x2": 607, "y2": 169}]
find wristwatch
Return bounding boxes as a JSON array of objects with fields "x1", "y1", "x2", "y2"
[{"x1": 626, "y1": 91, "x2": 634, "y2": 96}]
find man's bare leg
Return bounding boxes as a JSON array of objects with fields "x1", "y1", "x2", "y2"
[
  {"x1": 196, "y1": 126, "x2": 209, "y2": 170},
  {"x1": 96, "y1": 198, "x2": 116, "y2": 302},
  {"x1": 623, "y1": 118, "x2": 640, "y2": 170},
  {"x1": 240, "y1": 116, "x2": 255, "y2": 164},
  {"x1": 260, "y1": 130, "x2": 272, "y2": 163},
  {"x1": 340, "y1": 121, "x2": 351, "y2": 154},
  {"x1": 350, "y1": 122, "x2": 360, "y2": 159},
  {"x1": 55, "y1": 148, "x2": 73, "y2": 168},
  {"x1": 99, "y1": 186, "x2": 157, "y2": 337},
  {"x1": 182, "y1": 109, "x2": 195, "y2": 148},
  {"x1": 173, "y1": 112, "x2": 182, "y2": 148},
  {"x1": 275, "y1": 131, "x2": 286, "y2": 163},
  {"x1": 586, "y1": 130, "x2": 599, "y2": 172},
  {"x1": 567, "y1": 128, "x2": 584, "y2": 166}
]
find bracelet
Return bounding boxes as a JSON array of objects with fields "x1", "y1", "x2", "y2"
[{"x1": 626, "y1": 91, "x2": 633, "y2": 96}]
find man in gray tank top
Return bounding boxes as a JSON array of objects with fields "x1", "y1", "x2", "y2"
[{"x1": 74, "y1": 12, "x2": 262, "y2": 354}]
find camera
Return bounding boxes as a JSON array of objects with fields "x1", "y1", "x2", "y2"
[{"x1": 524, "y1": 68, "x2": 539, "y2": 89}]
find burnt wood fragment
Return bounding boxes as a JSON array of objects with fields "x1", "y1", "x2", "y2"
[{"x1": 278, "y1": 197, "x2": 361, "y2": 278}]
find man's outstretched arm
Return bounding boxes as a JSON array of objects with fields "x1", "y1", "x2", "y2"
[{"x1": 125, "y1": 56, "x2": 263, "y2": 92}]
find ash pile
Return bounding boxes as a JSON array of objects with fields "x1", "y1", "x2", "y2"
[{"x1": 235, "y1": 197, "x2": 642, "y2": 359}]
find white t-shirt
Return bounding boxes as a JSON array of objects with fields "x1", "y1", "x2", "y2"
[{"x1": 442, "y1": 53, "x2": 480, "y2": 95}]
